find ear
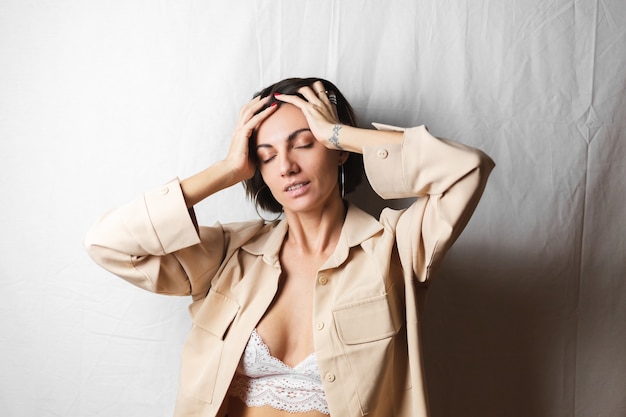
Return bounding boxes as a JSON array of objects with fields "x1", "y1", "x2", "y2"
[{"x1": 338, "y1": 150, "x2": 349, "y2": 165}]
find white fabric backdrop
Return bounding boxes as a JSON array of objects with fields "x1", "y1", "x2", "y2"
[{"x1": 1, "y1": 1, "x2": 624, "y2": 416}]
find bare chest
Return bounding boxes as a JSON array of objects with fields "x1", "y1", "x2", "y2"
[{"x1": 255, "y1": 250, "x2": 330, "y2": 367}]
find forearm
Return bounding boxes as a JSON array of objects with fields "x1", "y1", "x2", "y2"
[
  {"x1": 180, "y1": 160, "x2": 244, "y2": 208},
  {"x1": 326, "y1": 124, "x2": 403, "y2": 154}
]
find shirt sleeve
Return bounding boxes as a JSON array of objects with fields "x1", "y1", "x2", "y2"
[
  {"x1": 363, "y1": 124, "x2": 495, "y2": 282},
  {"x1": 84, "y1": 178, "x2": 220, "y2": 297}
]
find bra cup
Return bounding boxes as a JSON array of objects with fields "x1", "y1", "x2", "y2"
[
  {"x1": 228, "y1": 329, "x2": 330, "y2": 415},
  {"x1": 238, "y1": 329, "x2": 319, "y2": 376}
]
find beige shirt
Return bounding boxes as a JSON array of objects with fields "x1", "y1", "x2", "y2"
[{"x1": 85, "y1": 125, "x2": 495, "y2": 417}]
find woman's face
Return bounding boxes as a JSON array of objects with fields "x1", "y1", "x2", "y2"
[{"x1": 255, "y1": 104, "x2": 346, "y2": 214}]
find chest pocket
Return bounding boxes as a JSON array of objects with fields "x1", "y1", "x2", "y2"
[
  {"x1": 181, "y1": 289, "x2": 240, "y2": 404},
  {"x1": 191, "y1": 289, "x2": 240, "y2": 338},
  {"x1": 333, "y1": 292, "x2": 404, "y2": 415}
]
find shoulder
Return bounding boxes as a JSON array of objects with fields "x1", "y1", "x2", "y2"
[{"x1": 197, "y1": 219, "x2": 274, "y2": 249}]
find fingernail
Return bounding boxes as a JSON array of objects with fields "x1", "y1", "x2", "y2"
[
  {"x1": 273, "y1": 92, "x2": 281, "y2": 97},
  {"x1": 270, "y1": 102, "x2": 278, "y2": 107}
]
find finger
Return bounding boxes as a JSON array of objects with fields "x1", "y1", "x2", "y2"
[
  {"x1": 239, "y1": 95, "x2": 264, "y2": 114},
  {"x1": 313, "y1": 81, "x2": 337, "y2": 109},
  {"x1": 238, "y1": 95, "x2": 270, "y2": 124},
  {"x1": 244, "y1": 101, "x2": 278, "y2": 130},
  {"x1": 299, "y1": 85, "x2": 339, "y2": 124},
  {"x1": 300, "y1": 83, "x2": 336, "y2": 115},
  {"x1": 312, "y1": 80, "x2": 326, "y2": 93},
  {"x1": 317, "y1": 88, "x2": 339, "y2": 121},
  {"x1": 311, "y1": 80, "x2": 329, "y2": 103},
  {"x1": 245, "y1": 95, "x2": 270, "y2": 116},
  {"x1": 273, "y1": 92, "x2": 309, "y2": 108},
  {"x1": 298, "y1": 85, "x2": 325, "y2": 105}
]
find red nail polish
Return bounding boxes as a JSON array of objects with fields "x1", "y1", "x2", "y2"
[
  {"x1": 270, "y1": 102, "x2": 278, "y2": 107},
  {"x1": 273, "y1": 92, "x2": 281, "y2": 97}
]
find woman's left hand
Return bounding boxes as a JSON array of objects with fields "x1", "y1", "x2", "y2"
[{"x1": 274, "y1": 80, "x2": 342, "y2": 149}]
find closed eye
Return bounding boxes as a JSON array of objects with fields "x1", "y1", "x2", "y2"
[{"x1": 295, "y1": 143, "x2": 314, "y2": 149}]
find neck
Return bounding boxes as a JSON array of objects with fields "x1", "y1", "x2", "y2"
[{"x1": 283, "y1": 197, "x2": 346, "y2": 256}]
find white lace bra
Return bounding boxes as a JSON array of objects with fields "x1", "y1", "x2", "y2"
[{"x1": 228, "y1": 329, "x2": 330, "y2": 415}]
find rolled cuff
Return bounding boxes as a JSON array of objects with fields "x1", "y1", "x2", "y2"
[{"x1": 142, "y1": 178, "x2": 201, "y2": 254}]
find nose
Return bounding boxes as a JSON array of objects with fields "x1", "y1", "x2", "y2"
[{"x1": 279, "y1": 153, "x2": 299, "y2": 177}]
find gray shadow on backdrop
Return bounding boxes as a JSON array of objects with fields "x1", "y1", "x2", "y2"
[{"x1": 347, "y1": 177, "x2": 573, "y2": 417}]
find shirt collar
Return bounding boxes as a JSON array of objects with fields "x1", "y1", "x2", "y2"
[{"x1": 241, "y1": 202, "x2": 383, "y2": 268}]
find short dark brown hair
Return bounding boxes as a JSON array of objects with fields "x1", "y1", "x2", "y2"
[{"x1": 243, "y1": 77, "x2": 363, "y2": 213}]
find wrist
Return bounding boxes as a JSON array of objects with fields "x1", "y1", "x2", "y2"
[
  {"x1": 327, "y1": 123, "x2": 344, "y2": 150},
  {"x1": 218, "y1": 159, "x2": 252, "y2": 186},
  {"x1": 325, "y1": 124, "x2": 364, "y2": 153}
]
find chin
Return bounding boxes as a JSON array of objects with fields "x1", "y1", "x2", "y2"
[{"x1": 287, "y1": 198, "x2": 339, "y2": 215}]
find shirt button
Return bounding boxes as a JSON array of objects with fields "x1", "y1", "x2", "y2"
[
  {"x1": 325, "y1": 373, "x2": 336, "y2": 382},
  {"x1": 160, "y1": 187, "x2": 169, "y2": 195},
  {"x1": 376, "y1": 148, "x2": 389, "y2": 159},
  {"x1": 318, "y1": 275, "x2": 328, "y2": 285},
  {"x1": 316, "y1": 322, "x2": 325, "y2": 330}
]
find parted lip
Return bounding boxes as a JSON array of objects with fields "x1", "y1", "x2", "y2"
[{"x1": 284, "y1": 180, "x2": 310, "y2": 192}]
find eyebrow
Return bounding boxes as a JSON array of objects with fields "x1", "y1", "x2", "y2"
[{"x1": 256, "y1": 128, "x2": 312, "y2": 149}]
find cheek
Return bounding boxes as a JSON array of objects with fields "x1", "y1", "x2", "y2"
[
  {"x1": 258, "y1": 165, "x2": 278, "y2": 188},
  {"x1": 320, "y1": 153, "x2": 341, "y2": 175}
]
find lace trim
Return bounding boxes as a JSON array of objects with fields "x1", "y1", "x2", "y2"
[{"x1": 228, "y1": 329, "x2": 330, "y2": 414}]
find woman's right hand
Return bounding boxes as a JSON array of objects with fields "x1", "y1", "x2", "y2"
[
  {"x1": 181, "y1": 96, "x2": 277, "y2": 208},
  {"x1": 225, "y1": 95, "x2": 277, "y2": 182}
]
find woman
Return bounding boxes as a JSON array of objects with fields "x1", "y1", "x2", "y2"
[{"x1": 85, "y1": 77, "x2": 495, "y2": 417}]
